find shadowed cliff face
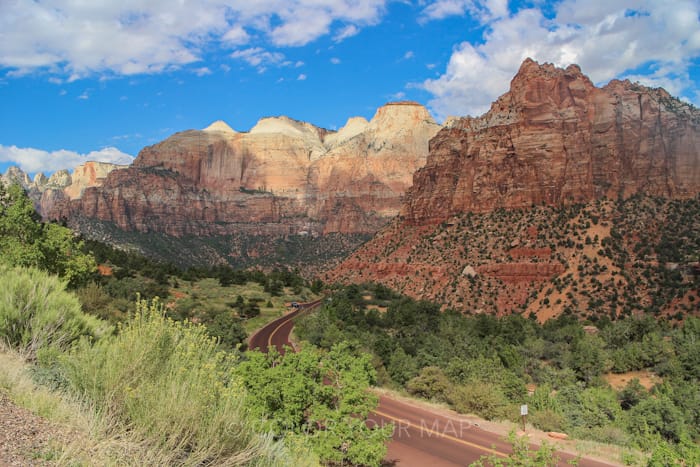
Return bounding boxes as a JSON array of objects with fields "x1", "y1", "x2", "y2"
[
  {"x1": 401, "y1": 59, "x2": 700, "y2": 225},
  {"x1": 42, "y1": 102, "x2": 441, "y2": 237}
]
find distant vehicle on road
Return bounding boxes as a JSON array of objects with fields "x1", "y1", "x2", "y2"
[{"x1": 291, "y1": 302, "x2": 299, "y2": 308}]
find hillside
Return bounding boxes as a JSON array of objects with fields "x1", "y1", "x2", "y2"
[
  {"x1": 329, "y1": 59, "x2": 700, "y2": 319},
  {"x1": 328, "y1": 194, "x2": 700, "y2": 320}
]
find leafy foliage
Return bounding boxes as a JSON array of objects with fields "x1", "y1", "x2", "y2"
[
  {"x1": 59, "y1": 297, "x2": 290, "y2": 466},
  {"x1": 0, "y1": 182, "x2": 97, "y2": 287},
  {"x1": 297, "y1": 285, "x2": 700, "y2": 453},
  {"x1": 235, "y1": 342, "x2": 393, "y2": 466},
  {"x1": 0, "y1": 265, "x2": 110, "y2": 360},
  {"x1": 470, "y1": 431, "x2": 564, "y2": 467}
]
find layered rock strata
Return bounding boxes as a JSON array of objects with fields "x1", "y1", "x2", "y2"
[
  {"x1": 43, "y1": 102, "x2": 441, "y2": 237},
  {"x1": 330, "y1": 59, "x2": 700, "y2": 318},
  {"x1": 401, "y1": 59, "x2": 700, "y2": 225}
]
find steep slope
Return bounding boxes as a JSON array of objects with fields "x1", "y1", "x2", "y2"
[
  {"x1": 402, "y1": 59, "x2": 699, "y2": 225},
  {"x1": 41, "y1": 102, "x2": 440, "y2": 267},
  {"x1": 329, "y1": 59, "x2": 700, "y2": 320}
]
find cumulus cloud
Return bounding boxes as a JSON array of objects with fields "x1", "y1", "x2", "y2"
[
  {"x1": 0, "y1": 145, "x2": 134, "y2": 174},
  {"x1": 0, "y1": 0, "x2": 388, "y2": 78},
  {"x1": 422, "y1": 0, "x2": 700, "y2": 119},
  {"x1": 330, "y1": 57, "x2": 342, "y2": 65},
  {"x1": 297, "y1": 73, "x2": 307, "y2": 80}
]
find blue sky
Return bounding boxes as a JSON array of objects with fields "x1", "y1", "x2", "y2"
[{"x1": 1, "y1": 0, "x2": 699, "y2": 175}]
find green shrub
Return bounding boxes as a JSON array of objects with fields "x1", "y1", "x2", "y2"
[
  {"x1": 406, "y1": 366, "x2": 451, "y2": 401},
  {"x1": 470, "y1": 430, "x2": 561, "y2": 466},
  {"x1": 236, "y1": 343, "x2": 392, "y2": 466},
  {"x1": 529, "y1": 408, "x2": 566, "y2": 433},
  {"x1": 60, "y1": 297, "x2": 289, "y2": 466},
  {"x1": 446, "y1": 381, "x2": 511, "y2": 420},
  {"x1": 0, "y1": 266, "x2": 110, "y2": 360}
]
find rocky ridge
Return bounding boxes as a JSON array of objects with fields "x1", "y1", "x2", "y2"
[
  {"x1": 42, "y1": 102, "x2": 441, "y2": 239},
  {"x1": 401, "y1": 58, "x2": 699, "y2": 225},
  {"x1": 329, "y1": 59, "x2": 700, "y2": 319},
  {"x1": 2, "y1": 162, "x2": 125, "y2": 213}
]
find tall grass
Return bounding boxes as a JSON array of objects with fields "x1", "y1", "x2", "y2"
[
  {"x1": 59, "y1": 297, "x2": 294, "y2": 466},
  {"x1": 0, "y1": 265, "x2": 110, "y2": 360}
]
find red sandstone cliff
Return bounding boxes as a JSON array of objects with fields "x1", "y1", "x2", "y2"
[
  {"x1": 329, "y1": 59, "x2": 700, "y2": 319},
  {"x1": 401, "y1": 59, "x2": 700, "y2": 225}
]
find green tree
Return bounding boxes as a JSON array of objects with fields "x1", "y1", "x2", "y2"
[
  {"x1": 40, "y1": 223, "x2": 97, "y2": 288},
  {"x1": 386, "y1": 346, "x2": 418, "y2": 385},
  {"x1": 406, "y1": 366, "x2": 451, "y2": 401},
  {"x1": 568, "y1": 334, "x2": 611, "y2": 383},
  {"x1": 204, "y1": 311, "x2": 247, "y2": 351},
  {"x1": 0, "y1": 182, "x2": 43, "y2": 267},
  {"x1": 235, "y1": 342, "x2": 392, "y2": 466},
  {"x1": 0, "y1": 183, "x2": 96, "y2": 287},
  {"x1": 628, "y1": 394, "x2": 688, "y2": 445},
  {"x1": 618, "y1": 378, "x2": 648, "y2": 410}
]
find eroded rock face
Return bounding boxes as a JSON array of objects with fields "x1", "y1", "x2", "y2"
[
  {"x1": 45, "y1": 102, "x2": 441, "y2": 237},
  {"x1": 329, "y1": 59, "x2": 700, "y2": 318},
  {"x1": 3, "y1": 163, "x2": 123, "y2": 215},
  {"x1": 401, "y1": 59, "x2": 700, "y2": 225}
]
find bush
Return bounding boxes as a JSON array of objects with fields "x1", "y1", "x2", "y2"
[
  {"x1": 235, "y1": 343, "x2": 392, "y2": 466},
  {"x1": 0, "y1": 266, "x2": 110, "y2": 360},
  {"x1": 446, "y1": 381, "x2": 511, "y2": 420},
  {"x1": 529, "y1": 409, "x2": 566, "y2": 433},
  {"x1": 59, "y1": 297, "x2": 287, "y2": 466},
  {"x1": 406, "y1": 366, "x2": 451, "y2": 402}
]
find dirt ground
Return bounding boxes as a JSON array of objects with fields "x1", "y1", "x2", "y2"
[
  {"x1": 0, "y1": 392, "x2": 73, "y2": 466},
  {"x1": 603, "y1": 370, "x2": 661, "y2": 391}
]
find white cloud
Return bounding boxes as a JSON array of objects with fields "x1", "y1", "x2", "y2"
[
  {"x1": 0, "y1": 145, "x2": 134, "y2": 174},
  {"x1": 422, "y1": 0, "x2": 700, "y2": 119},
  {"x1": 334, "y1": 24, "x2": 360, "y2": 42},
  {"x1": 421, "y1": 0, "x2": 508, "y2": 23},
  {"x1": 297, "y1": 73, "x2": 307, "y2": 80},
  {"x1": 222, "y1": 25, "x2": 250, "y2": 46},
  {"x1": 193, "y1": 67, "x2": 212, "y2": 76},
  {"x1": 0, "y1": 1, "x2": 388, "y2": 78},
  {"x1": 330, "y1": 57, "x2": 342, "y2": 64},
  {"x1": 403, "y1": 50, "x2": 414, "y2": 60},
  {"x1": 231, "y1": 47, "x2": 286, "y2": 71}
]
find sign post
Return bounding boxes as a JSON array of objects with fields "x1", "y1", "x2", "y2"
[{"x1": 520, "y1": 404, "x2": 528, "y2": 432}]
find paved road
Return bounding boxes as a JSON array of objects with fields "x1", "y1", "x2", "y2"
[
  {"x1": 248, "y1": 303, "x2": 618, "y2": 467},
  {"x1": 248, "y1": 299, "x2": 322, "y2": 353}
]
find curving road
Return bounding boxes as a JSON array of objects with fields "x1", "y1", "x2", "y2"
[
  {"x1": 248, "y1": 303, "x2": 618, "y2": 467},
  {"x1": 248, "y1": 299, "x2": 323, "y2": 354}
]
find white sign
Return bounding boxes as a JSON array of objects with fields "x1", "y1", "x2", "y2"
[{"x1": 520, "y1": 404, "x2": 528, "y2": 416}]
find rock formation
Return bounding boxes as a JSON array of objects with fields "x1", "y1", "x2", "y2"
[
  {"x1": 2, "y1": 162, "x2": 125, "y2": 213},
  {"x1": 44, "y1": 102, "x2": 441, "y2": 238},
  {"x1": 401, "y1": 58, "x2": 700, "y2": 225},
  {"x1": 330, "y1": 59, "x2": 700, "y2": 319}
]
